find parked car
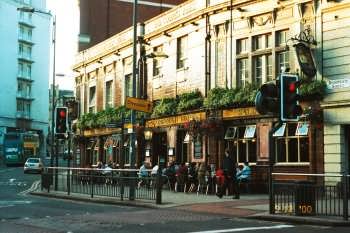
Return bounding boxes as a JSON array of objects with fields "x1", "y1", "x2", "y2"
[{"x1": 24, "y1": 158, "x2": 44, "y2": 174}]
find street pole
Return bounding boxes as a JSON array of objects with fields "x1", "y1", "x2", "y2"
[
  {"x1": 52, "y1": 15, "x2": 56, "y2": 169},
  {"x1": 129, "y1": 0, "x2": 138, "y2": 201}
]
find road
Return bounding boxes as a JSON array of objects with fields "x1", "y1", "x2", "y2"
[{"x1": 0, "y1": 165, "x2": 349, "y2": 233}]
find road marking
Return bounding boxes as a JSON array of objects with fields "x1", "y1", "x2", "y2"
[
  {"x1": 18, "y1": 180, "x2": 40, "y2": 195},
  {"x1": 188, "y1": 224, "x2": 294, "y2": 233},
  {"x1": 0, "y1": 201, "x2": 32, "y2": 205}
]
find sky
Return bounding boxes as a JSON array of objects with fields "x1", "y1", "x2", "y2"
[{"x1": 46, "y1": 0, "x2": 79, "y2": 91}]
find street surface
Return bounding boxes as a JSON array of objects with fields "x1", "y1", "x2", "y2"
[{"x1": 0, "y1": 164, "x2": 349, "y2": 233}]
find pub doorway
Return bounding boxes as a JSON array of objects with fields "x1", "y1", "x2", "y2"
[
  {"x1": 176, "y1": 130, "x2": 188, "y2": 164},
  {"x1": 151, "y1": 132, "x2": 167, "y2": 167}
]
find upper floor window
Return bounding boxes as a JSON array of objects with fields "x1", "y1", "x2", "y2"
[
  {"x1": 252, "y1": 33, "x2": 272, "y2": 51},
  {"x1": 215, "y1": 24, "x2": 227, "y2": 87},
  {"x1": 252, "y1": 35, "x2": 263, "y2": 51},
  {"x1": 16, "y1": 100, "x2": 31, "y2": 118},
  {"x1": 237, "y1": 58, "x2": 248, "y2": 87},
  {"x1": 19, "y1": 25, "x2": 32, "y2": 41},
  {"x1": 153, "y1": 45, "x2": 163, "y2": 76},
  {"x1": 19, "y1": 11, "x2": 32, "y2": 23},
  {"x1": 176, "y1": 35, "x2": 188, "y2": 69},
  {"x1": 18, "y1": 62, "x2": 31, "y2": 78},
  {"x1": 277, "y1": 51, "x2": 290, "y2": 74},
  {"x1": 105, "y1": 80, "x2": 113, "y2": 108},
  {"x1": 125, "y1": 74, "x2": 132, "y2": 98},
  {"x1": 89, "y1": 86, "x2": 96, "y2": 113},
  {"x1": 237, "y1": 38, "x2": 248, "y2": 54},
  {"x1": 18, "y1": 43, "x2": 32, "y2": 59},
  {"x1": 17, "y1": 81, "x2": 31, "y2": 97},
  {"x1": 253, "y1": 56, "x2": 263, "y2": 86},
  {"x1": 276, "y1": 29, "x2": 290, "y2": 47}
]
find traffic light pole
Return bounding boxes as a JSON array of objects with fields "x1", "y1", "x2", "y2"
[
  {"x1": 67, "y1": 128, "x2": 71, "y2": 195},
  {"x1": 268, "y1": 120, "x2": 283, "y2": 214}
]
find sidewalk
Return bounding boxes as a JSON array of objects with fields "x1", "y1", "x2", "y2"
[{"x1": 31, "y1": 189, "x2": 350, "y2": 226}]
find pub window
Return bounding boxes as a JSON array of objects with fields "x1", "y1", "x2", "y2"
[
  {"x1": 193, "y1": 136, "x2": 203, "y2": 159},
  {"x1": 274, "y1": 122, "x2": 309, "y2": 163},
  {"x1": 230, "y1": 125, "x2": 257, "y2": 163},
  {"x1": 176, "y1": 35, "x2": 188, "y2": 69}
]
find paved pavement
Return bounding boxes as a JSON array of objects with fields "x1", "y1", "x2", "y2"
[{"x1": 31, "y1": 188, "x2": 350, "y2": 226}]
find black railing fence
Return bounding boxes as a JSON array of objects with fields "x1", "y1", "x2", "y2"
[
  {"x1": 271, "y1": 173, "x2": 349, "y2": 220},
  {"x1": 41, "y1": 167, "x2": 161, "y2": 203}
]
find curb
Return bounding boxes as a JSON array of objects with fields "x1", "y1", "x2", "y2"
[
  {"x1": 30, "y1": 191, "x2": 160, "y2": 209},
  {"x1": 248, "y1": 214, "x2": 350, "y2": 227}
]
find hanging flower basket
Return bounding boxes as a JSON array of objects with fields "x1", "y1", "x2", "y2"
[
  {"x1": 200, "y1": 118, "x2": 224, "y2": 137},
  {"x1": 184, "y1": 119, "x2": 201, "y2": 137}
]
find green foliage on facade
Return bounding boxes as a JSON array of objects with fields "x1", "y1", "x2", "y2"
[
  {"x1": 204, "y1": 84, "x2": 259, "y2": 109},
  {"x1": 77, "y1": 106, "x2": 132, "y2": 130},
  {"x1": 176, "y1": 90, "x2": 204, "y2": 113},
  {"x1": 299, "y1": 80, "x2": 327, "y2": 101},
  {"x1": 77, "y1": 80, "x2": 326, "y2": 130},
  {"x1": 151, "y1": 98, "x2": 178, "y2": 118}
]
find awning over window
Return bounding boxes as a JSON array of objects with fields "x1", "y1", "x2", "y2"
[
  {"x1": 244, "y1": 125, "x2": 256, "y2": 139},
  {"x1": 273, "y1": 123, "x2": 286, "y2": 137},
  {"x1": 86, "y1": 140, "x2": 96, "y2": 149},
  {"x1": 224, "y1": 127, "x2": 237, "y2": 140},
  {"x1": 183, "y1": 133, "x2": 190, "y2": 144},
  {"x1": 296, "y1": 122, "x2": 309, "y2": 136},
  {"x1": 123, "y1": 137, "x2": 130, "y2": 147}
]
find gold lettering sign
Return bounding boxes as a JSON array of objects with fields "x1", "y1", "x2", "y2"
[
  {"x1": 223, "y1": 107, "x2": 259, "y2": 119},
  {"x1": 146, "y1": 112, "x2": 205, "y2": 128}
]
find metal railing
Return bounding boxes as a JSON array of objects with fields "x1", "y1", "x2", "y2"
[
  {"x1": 41, "y1": 167, "x2": 162, "y2": 204},
  {"x1": 271, "y1": 173, "x2": 349, "y2": 220}
]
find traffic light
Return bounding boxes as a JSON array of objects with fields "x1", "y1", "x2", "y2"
[
  {"x1": 255, "y1": 82, "x2": 279, "y2": 115},
  {"x1": 280, "y1": 74, "x2": 303, "y2": 121},
  {"x1": 55, "y1": 107, "x2": 68, "y2": 135}
]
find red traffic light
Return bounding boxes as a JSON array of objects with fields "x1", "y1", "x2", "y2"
[
  {"x1": 59, "y1": 110, "x2": 66, "y2": 118},
  {"x1": 288, "y1": 82, "x2": 296, "y2": 92}
]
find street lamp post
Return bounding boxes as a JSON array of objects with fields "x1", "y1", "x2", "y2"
[
  {"x1": 17, "y1": 6, "x2": 57, "y2": 185},
  {"x1": 129, "y1": 0, "x2": 138, "y2": 201}
]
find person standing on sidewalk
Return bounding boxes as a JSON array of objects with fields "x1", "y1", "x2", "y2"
[{"x1": 216, "y1": 149, "x2": 239, "y2": 199}]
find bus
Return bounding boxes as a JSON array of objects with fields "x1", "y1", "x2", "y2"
[{"x1": 3, "y1": 132, "x2": 40, "y2": 166}]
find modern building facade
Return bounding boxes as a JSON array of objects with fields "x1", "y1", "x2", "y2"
[
  {"x1": 72, "y1": 0, "x2": 349, "y2": 189},
  {"x1": 0, "y1": 0, "x2": 51, "y2": 158},
  {"x1": 78, "y1": 0, "x2": 186, "y2": 51}
]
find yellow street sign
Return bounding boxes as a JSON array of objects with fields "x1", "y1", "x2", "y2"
[{"x1": 125, "y1": 97, "x2": 153, "y2": 113}]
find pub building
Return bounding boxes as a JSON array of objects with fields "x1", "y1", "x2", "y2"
[{"x1": 72, "y1": 0, "x2": 325, "y2": 191}]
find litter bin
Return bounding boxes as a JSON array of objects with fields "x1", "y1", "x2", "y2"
[{"x1": 294, "y1": 180, "x2": 315, "y2": 216}]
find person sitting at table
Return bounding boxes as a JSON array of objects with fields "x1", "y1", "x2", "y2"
[
  {"x1": 138, "y1": 162, "x2": 149, "y2": 188},
  {"x1": 236, "y1": 162, "x2": 251, "y2": 182},
  {"x1": 236, "y1": 162, "x2": 251, "y2": 193}
]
